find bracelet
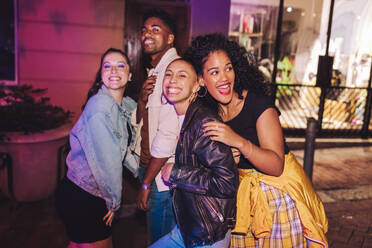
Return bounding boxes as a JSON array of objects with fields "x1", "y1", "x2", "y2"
[
  {"x1": 141, "y1": 183, "x2": 150, "y2": 190},
  {"x1": 244, "y1": 141, "x2": 253, "y2": 159}
]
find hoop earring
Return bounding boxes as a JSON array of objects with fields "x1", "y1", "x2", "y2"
[
  {"x1": 189, "y1": 91, "x2": 197, "y2": 104},
  {"x1": 161, "y1": 94, "x2": 169, "y2": 105},
  {"x1": 197, "y1": 86, "x2": 207, "y2": 98}
]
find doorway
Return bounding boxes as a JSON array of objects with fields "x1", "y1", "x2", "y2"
[{"x1": 124, "y1": 0, "x2": 190, "y2": 100}]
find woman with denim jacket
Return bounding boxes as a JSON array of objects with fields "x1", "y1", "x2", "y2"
[
  {"x1": 56, "y1": 48, "x2": 138, "y2": 248},
  {"x1": 150, "y1": 58, "x2": 238, "y2": 248}
]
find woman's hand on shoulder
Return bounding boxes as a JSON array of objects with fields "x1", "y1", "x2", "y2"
[{"x1": 203, "y1": 120, "x2": 244, "y2": 148}]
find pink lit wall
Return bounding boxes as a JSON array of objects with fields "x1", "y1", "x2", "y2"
[
  {"x1": 18, "y1": 0, "x2": 126, "y2": 119},
  {"x1": 17, "y1": 0, "x2": 232, "y2": 118}
]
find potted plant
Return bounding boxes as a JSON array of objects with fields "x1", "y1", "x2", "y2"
[{"x1": 0, "y1": 84, "x2": 72, "y2": 201}]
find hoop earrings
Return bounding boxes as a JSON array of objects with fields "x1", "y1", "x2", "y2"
[
  {"x1": 197, "y1": 86, "x2": 207, "y2": 98},
  {"x1": 161, "y1": 94, "x2": 169, "y2": 105}
]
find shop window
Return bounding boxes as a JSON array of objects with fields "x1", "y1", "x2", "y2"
[
  {"x1": 228, "y1": 1, "x2": 279, "y2": 84},
  {"x1": 289, "y1": 0, "x2": 372, "y2": 86},
  {"x1": 229, "y1": 1, "x2": 279, "y2": 63}
]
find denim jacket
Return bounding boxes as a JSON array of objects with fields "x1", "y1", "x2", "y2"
[{"x1": 66, "y1": 85, "x2": 138, "y2": 211}]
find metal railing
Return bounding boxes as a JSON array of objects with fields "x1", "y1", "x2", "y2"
[{"x1": 276, "y1": 84, "x2": 372, "y2": 138}]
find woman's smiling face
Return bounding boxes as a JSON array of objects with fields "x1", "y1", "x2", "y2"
[
  {"x1": 200, "y1": 50, "x2": 235, "y2": 105},
  {"x1": 101, "y1": 52, "x2": 131, "y2": 92},
  {"x1": 163, "y1": 59, "x2": 199, "y2": 115}
]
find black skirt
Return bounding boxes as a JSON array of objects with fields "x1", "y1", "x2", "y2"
[{"x1": 55, "y1": 178, "x2": 112, "y2": 243}]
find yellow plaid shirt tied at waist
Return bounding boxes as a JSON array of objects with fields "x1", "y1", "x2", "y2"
[{"x1": 233, "y1": 152, "x2": 328, "y2": 248}]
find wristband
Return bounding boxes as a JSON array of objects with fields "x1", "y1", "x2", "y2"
[{"x1": 141, "y1": 183, "x2": 150, "y2": 190}]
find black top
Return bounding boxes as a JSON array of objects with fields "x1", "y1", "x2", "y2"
[{"x1": 225, "y1": 91, "x2": 275, "y2": 170}]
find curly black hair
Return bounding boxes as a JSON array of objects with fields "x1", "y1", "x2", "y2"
[
  {"x1": 82, "y1": 48, "x2": 132, "y2": 110},
  {"x1": 183, "y1": 33, "x2": 272, "y2": 99}
]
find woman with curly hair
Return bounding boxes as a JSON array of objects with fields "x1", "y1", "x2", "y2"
[
  {"x1": 184, "y1": 34, "x2": 328, "y2": 248},
  {"x1": 56, "y1": 48, "x2": 138, "y2": 248}
]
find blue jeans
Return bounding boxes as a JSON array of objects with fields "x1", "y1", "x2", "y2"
[
  {"x1": 150, "y1": 225, "x2": 231, "y2": 248},
  {"x1": 139, "y1": 167, "x2": 176, "y2": 245}
]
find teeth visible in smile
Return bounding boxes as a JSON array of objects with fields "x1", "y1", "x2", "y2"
[
  {"x1": 109, "y1": 76, "x2": 120, "y2": 80},
  {"x1": 217, "y1": 85, "x2": 229, "y2": 89},
  {"x1": 168, "y1": 88, "x2": 180, "y2": 93},
  {"x1": 144, "y1": 39, "x2": 153, "y2": 45}
]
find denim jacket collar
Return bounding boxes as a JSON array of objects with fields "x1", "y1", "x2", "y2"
[{"x1": 100, "y1": 85, "x2": 137, "y2": 119}]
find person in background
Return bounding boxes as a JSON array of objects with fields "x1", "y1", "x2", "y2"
[
  {"x1": 184, "y1": 33, "x2": 328, "y2": 248},
  {"x1": 134, "y1": 8, "x2": 179, "y2": 245},
  {"x1": 151, "y1": 58, "x2": 238, "y2": 248},
  {"x1": 55, "y1": 48, "x2": 137, "y2": 248}
]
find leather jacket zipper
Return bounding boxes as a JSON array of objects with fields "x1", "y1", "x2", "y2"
[
  {"x1": 205, "y1": 196, "x2": 224, "y2": 223},
  {"x1": 195, "y1": 196, "x2": 213, "y2": 238}
]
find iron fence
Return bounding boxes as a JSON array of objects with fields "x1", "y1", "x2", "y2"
[{"x1": 275, "y1": 84, "x2": 372, "y2": 138}]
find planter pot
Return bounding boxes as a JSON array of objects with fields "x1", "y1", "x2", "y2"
[{"x1": 0, "y1": 124, "x2": 72, "y2": 202}]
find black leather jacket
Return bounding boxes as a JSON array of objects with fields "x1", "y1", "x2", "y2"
[{"x1": 169, "y1": 98, "x2": 239, "y2": 248}]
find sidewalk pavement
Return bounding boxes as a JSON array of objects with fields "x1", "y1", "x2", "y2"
[
  {"x1": 289, "y1": 138, "x2": 372, "y2": 248},
  {"x1": 0, "y1": 138, "x2": 371, "y2": 248}
]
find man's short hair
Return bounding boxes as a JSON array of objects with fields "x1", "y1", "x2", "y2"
[{"x1": 143, "y1": 8, "x2": 177, "y2": 38}]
